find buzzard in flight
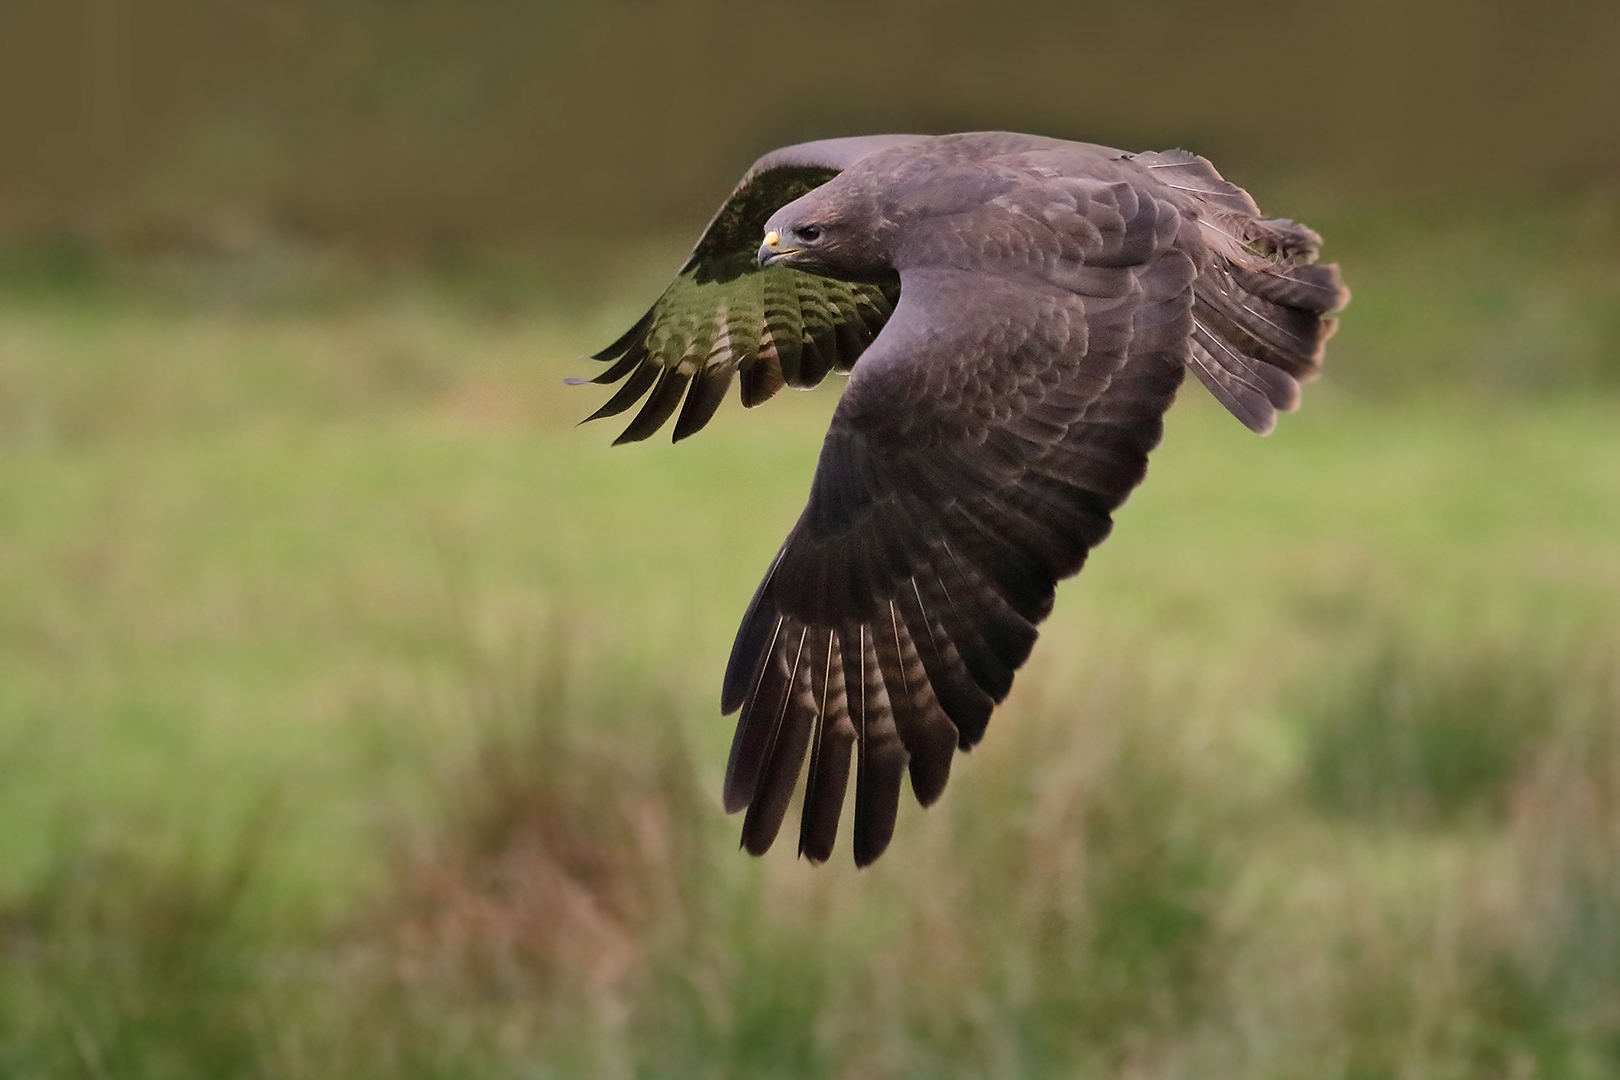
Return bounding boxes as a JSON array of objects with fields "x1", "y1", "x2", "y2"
[{"x1": 579, "y1": 132, "x2": 1347, "y2": 866}]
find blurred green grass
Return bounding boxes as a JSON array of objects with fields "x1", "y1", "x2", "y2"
[{"x1": 1, "y1": 199, "x2": 1618, "y2": 1077}]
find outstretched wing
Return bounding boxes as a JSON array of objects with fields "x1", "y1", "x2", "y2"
[
  {"x1": 580, "y1": 137, "x2": 923, "y2": 444},
  {"x1": 721, "y1": 179, "x2": 1201, "y2": 866}
]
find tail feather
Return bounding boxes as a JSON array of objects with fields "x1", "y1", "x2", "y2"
[
  {"x1": 1230, "y1": 261, "x2": 1345, "y2": 312},
  {"x1": 1140, "y1": 147, "x2": 1349, "y2": 433},
  {"x1": 1188, "y1": 249, "x2": 1347, "y2": 434}
]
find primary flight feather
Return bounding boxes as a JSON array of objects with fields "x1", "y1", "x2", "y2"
[{"x1": 580, "y1": 132, "x2": 1348, "y2": 867}]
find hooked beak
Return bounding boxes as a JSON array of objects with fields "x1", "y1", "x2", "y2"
[{"x1": 756, "y1": 230, "x2": 801, "y2": 268}]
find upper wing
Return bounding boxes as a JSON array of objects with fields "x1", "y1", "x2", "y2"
[
  {"x1": 579, "y1": 136, "x2": 924, "y2": 444},
  {"x1": 720, "y1": 180, "x2": 1200, "y2": 866}
]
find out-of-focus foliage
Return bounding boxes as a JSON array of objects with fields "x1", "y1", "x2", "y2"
[
  {"x1": 1313, "y1": 194, "x2": 1620, "y2": 394},
  {"x1": 1, "y1": 273, "x2": 1618, "y2": 1076}
]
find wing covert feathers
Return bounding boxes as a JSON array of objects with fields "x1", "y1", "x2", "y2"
[
  {"x1": 583, "y1": 151, "x2": 903, "y2": 443},
  {"x1": 590, "y1": 266, "x2": 899, "y2": 444}
]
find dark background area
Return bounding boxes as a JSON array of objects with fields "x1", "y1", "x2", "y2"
[{"x1": 3, "y1": 0, "x2": 1618, "y2": 257}]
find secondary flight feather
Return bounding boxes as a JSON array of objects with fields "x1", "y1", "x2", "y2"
[{"x1": 578, "y1": 132, "x2": 1348, "y2": 866}]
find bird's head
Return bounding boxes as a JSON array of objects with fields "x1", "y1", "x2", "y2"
[
  {"x1": 756, "y1": 222, "x2": 828, "y2": 269},
  {"x1": 754, "y1": 220, "x2": 829, "y2": 268},
  {"x1": 757, "y1": 182, "x2": 894, "y2": 280}
]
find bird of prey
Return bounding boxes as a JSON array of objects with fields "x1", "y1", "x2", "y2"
[{"x1": 578, "y1": 132, "x2": 1347, "y2": 867}]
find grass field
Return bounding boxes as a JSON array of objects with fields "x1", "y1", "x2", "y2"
[{"x1": 1, "y1": 198, "x2": 1618, "y2": 1078}]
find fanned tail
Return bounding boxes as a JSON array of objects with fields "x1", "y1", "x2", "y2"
[
  {"x1": 1136, "y1": 148, "x2": 1349, "y2": 434},
  {"x1": 1189, "y1": 251, "x2": 1347, "y2": 434}
]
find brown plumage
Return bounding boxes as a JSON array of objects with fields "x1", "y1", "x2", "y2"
[{"x1": 580, "y1": 132, "x2": 1348, "y2": 866}]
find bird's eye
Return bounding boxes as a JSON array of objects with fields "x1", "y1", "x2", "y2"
[{"x1": 795, "y1": 225, "x2": 822, "y2": 243}]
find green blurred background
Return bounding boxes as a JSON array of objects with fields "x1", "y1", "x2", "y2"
[{"x1": 3, "y1": 3, "x2": 1620, "y2": 1078}]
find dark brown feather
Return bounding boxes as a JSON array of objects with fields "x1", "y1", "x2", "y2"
[
  {"x1": 613, "y1": 366, "x2": 691, "y2": 445},
  {"x1": 582, "y1": 359, "x2": 659, "y2": 422},
  {"x1": 846, "y1": 624, "x2": 908, "y2": 867},
  {"x1": 739, "y1": 621, "x2": 817, "y2": 855},
  {"x1": 798, "y1": 629, "x2": 854, "y2": 863}
]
